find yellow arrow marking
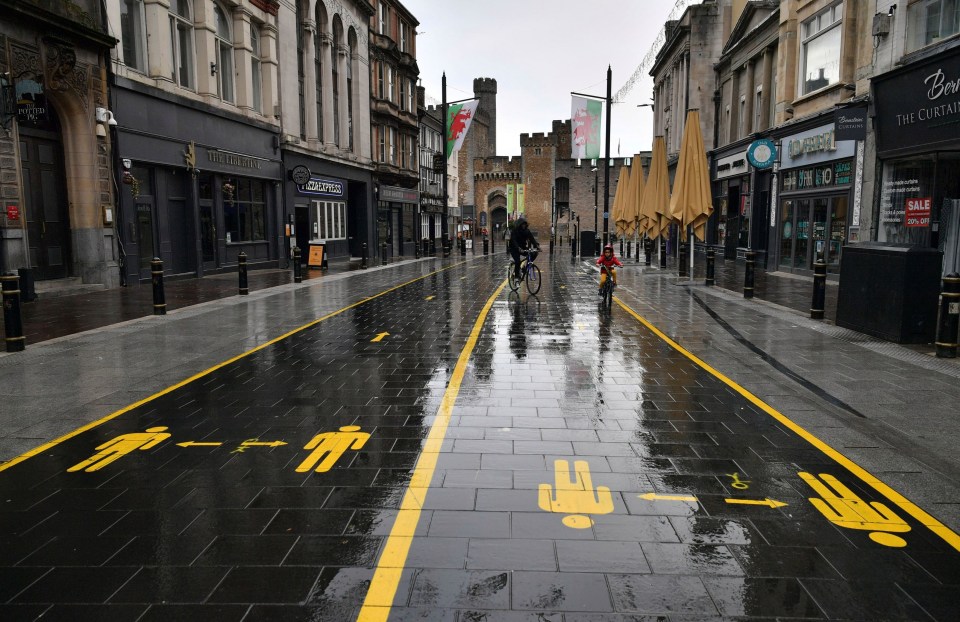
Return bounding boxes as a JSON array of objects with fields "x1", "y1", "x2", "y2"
[
  {"x1": 371, "y1": 332, "x2": 390, "y2": 342},
  {"x1": 176, "y1": 441, "x2": 223, "y2": 448},
  {"x1": 240, "y1": 440, "x2": 286, "y2": 447},
  {"x1": 425, "y1": 295, "x2": 435, "y2": 301},
  {"x1": 638, "y1": 492, "x2": 698, "y2": 502},
  {"x1": 724, "y1": 497, "x2": 787, "y2": 508}
]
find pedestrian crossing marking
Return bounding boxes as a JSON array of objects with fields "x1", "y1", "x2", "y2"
[{"x1": 296, "y1": 426, "x2": 369, "y2": 473}]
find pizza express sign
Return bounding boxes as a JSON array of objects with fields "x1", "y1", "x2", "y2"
[
  {"x1": 297, "y1": 176, "x2": 346, "y2": 198},
  {"x1": 875, "y1": 47, "x2": 960, "y2": 153}
]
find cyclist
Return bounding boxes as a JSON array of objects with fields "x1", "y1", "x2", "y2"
[
  {"x1": 596, "y1": 243, "x2": 623, "y2": 295},
  {"x1": 509, "y1": 217, "x2": 540, "y2": 281}
]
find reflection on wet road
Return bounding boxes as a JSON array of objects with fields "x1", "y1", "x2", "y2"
[{"x1": 0, "y1": 256, "x2": 958, "y2": 621}]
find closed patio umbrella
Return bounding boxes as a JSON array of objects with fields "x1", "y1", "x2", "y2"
[
  {"x1": 669, "y1": 110, "x2": 713, "y2": 243},
  {"x1": 639, "y1": 137, "x2": 669, "y2": 240},
  {"x1": 625, "y1": 154, "x2": 645, "y2": 237},
  {"x1": 612, "y1": 165, "x2": 631, "y2": 238}
]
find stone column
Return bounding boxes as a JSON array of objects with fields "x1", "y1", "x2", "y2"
[
  {"x1": 322, "y1": 34, "x2": 336, "y2": 148},
  {"x1": 337, "y1": 43, "x2": 349, "y2": 151},
  {"x1": 260, "y1": 21, "x2": 279, "y2": 120},
  {"x1": 744, "y1": 59, "x2": 755, "y2": 135},
  {"x1": 143, "y1": 0, "x2": 173, "y2": 82},
  {"x1": 302, "y1": 21, "x2": 318, "y2": 144},
  {"x1": 233, "y1": 8, "x2": 253, "y2": 112},
  {"x1": 760, "y1": 47, "x2": 773, "y2": 130}
]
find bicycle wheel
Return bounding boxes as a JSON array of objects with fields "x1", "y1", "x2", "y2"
[
  {"x1": 525, "y1": 264, "x2": 542, "y2": 295},
  {"x1": 604, "y1": 282, "x2": 614, "y2": 308},
  {"x1": 507, "y1": 264, "x2": 519, "y2": 291}
]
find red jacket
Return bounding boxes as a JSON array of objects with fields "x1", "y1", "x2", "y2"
[{"x1": 597, "y1": 254, "x2": 623, "y2": 269}]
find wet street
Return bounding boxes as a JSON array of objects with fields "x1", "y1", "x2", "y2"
[{"x1": 1, "y1": 253, "x2": 959, "y2": 621}]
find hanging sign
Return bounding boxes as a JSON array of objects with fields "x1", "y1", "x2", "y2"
[
  {"x1": 834, "y1": 105, "x2": 868, "y2": 141},
  {"x1": 15, "y1": 78, "x2": 47, "y2": 123},
  {"x1": 746, "y1": 139, "x2": 777, "y2": 170}
]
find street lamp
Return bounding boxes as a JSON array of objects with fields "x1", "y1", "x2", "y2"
[{"x1": 591, "y1": 166, "x2": 599, "y2": 255}]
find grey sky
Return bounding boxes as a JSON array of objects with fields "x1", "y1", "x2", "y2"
[{"x1": 403, "y1": 0, "x2": 677, "y2": 157}]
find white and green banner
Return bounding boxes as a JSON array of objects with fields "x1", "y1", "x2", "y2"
[
  {"x1": 571, "y1": 95, "x2": 602, "y2": 159},
  {"x1": 517, "y1": 184, "x2": 525, "y2": 216}
]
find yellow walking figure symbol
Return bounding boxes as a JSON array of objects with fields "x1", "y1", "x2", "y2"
[
  {"x1": 799, "y1": 472, "x2": 910, "y2": 548},
  {"x1": 67, "y1": 427, "x2": 171, "y2": 473},
  {"x1": 538, "y1": 459, "x2": 614, "y2": 529},
  {"x1": 296, "y1": 426, "x2": 370, "y2": 473}
]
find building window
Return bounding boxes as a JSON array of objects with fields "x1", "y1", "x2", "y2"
[
  {"x1": 738, "y1": 96, "x2": 746, "y2": 137},
  {"x1": 800, "y1": 2, "x2": 842, "y2": 95},
  {"x1": 347, "y1": 42, "x2": 354, "y2": 151},
  {"x1": 223, "y1": 177, "x2": 266, "y2": 243},
  {"x1": 399, "y1": 20, "x2": 408, "y2": 52},
  {"x1": 314, "y1": 200, "x2": 347, "y2": 240},
  {"x1": 213, "y1": 4, "x2": 234, "y2": 103},
  {"x1": 377, "y1": 62, "x2": 384, "y2": 100},
  {"x1": 379, "y1": 125, "x2": 386, "y2": 162},
  {"x1": 400, "y1": 134, "x2": 406, "y2": 168},
  {"x1": 755, "y1": 88, "x2": 762, "y2": 131},
  {"x1": 387, "y1": 66, "x2": 394, "y2": 103},
  {"x1": 169, "y1": 0, "x2": 195, "y2": 89},
  {"x1": 389, "y1": 127, "x2": 397, "y2": 164},
  {"x1": 399, "y1": 77, "x2": 406, "y2": 111},
  {"x1": 909, "y1": 0, "x2": 960, "y2": 51},
  {"x1": 408, "y1": 78, "x2": 415, "y2": 112},
  {"x1": 408, "y1": 135, "x2": 415, "y2": 171},
  {"x1": 378, "y1": 2, "x2": 389, "y2": 35},
  {"x1": 120, "y1": 0, "x2": 147, "y2": 72},
  {"x1": 251, "y1": 24, "x2": 262, "y2": 112}
]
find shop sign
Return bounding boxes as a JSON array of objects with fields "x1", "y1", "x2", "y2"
[
  {"x1": 746, "y1": 139, "x2": 777, "y2": 170},
  {"x1": 715, "y1": 151, "x2": 749, "y2": 179},
  {"x1": 298, "y1": 176, "x2": 345, "y2": 198},
  {"x1": 207, "y1": 149, "x2": 264, "y2": 170},
  {"x1": 379, "y1": 184, "x2": 419, "y2": 204},
  {"x1": 15, "y1": 78, "x2": 47, "y2": 123},
  {"x1": 874, "y1": 47, "x2": 960, "y2": 153},
  {"x1": 6, "y1": 204, "x2": 20, "y2": 221},
  {"x1": 834, "y1": 105, "x2": 868, "y2": 141},
  {"x1": 781, "y1": 159, "x2": 854, "y2": 192},
  {"x1": 781, "y1": 123, "x2": 855, "y2": 168},
  {"x1": 904, "y1": 197, "x2": 931, "y2": 227}
]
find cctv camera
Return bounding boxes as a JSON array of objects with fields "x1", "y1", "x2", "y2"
[{"x1": 106, "y1": 111, "x2": 117, "y2": 126}]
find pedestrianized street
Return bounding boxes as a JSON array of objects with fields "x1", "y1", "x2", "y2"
[{"x1": 1, "y1": 252, "x2": 959, "y2": 621}]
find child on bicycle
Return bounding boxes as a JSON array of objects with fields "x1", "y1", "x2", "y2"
[
  {"x1": 509, "y1": 217, "x2": 540, "y2": 281},
  {"x1": 597, "y1": 243, "x2": 623, "y2": 295}
]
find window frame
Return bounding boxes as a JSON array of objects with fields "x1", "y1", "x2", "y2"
[
  {"x1": 213, "y1": 3, "x2": 235, "y2": 104},
  {"x1": 314, "y1": 200, "x2": 347, "y2": 241},
  {"x1": 250, "y1": 23, "x2": 262, "y2": 112},
  {"x1": 799, "y1": 1, "x2": 843, "y2": 96},
  {"x1": 169, "y1": 0, "x2": 196, "y2": 89},
  {"x1": 121, "y1": 0, "x2": 148, "y2": 72}
]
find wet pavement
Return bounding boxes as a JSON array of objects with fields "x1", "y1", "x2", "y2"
[{"x1": 0, "y1": 250, "x2": 958, "y2": 620}]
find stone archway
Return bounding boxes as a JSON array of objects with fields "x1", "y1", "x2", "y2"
[{"x1": 487, "y1": 190, "x2": 507, "y2": 237}]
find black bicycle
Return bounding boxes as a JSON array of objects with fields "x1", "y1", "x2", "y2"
[
  {"x1": 507, "y1": 248, "x2": 541, "y2": 295},
  {"x1": 598, "y1": 265, "x2": 615, "y2": 309}
]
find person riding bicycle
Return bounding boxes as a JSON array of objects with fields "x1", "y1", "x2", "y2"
[
  {"x1": 596, "y1": 243, "x2": 623, "y2": 295},
  {"x1": 509, "y1": 217, "x2": 540, "y2": 281}
]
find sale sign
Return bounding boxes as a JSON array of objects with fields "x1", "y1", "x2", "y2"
[{"x1": 904, "y1": 197, "x2": 931, "y2": 227}]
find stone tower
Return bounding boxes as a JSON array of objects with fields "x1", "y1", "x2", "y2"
[{"x1": 473, "y1": 77, "x2": 497, "y2": 156}]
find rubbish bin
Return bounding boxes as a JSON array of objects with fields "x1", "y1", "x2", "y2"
[
  {"x1": 836, "y1": 242, "x2": 942, "y2": 343},
  {"x1": 580, "y1": 230, "x2": 596, "y2": 258}
]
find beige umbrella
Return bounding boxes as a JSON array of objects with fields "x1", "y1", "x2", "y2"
[
  {"x1": 668, "y1": 110, "x2": 713, "y2": 242},
  {"x1": 624, "y1": 154, "x2": 645, "y2": 237},
  {"x1": 612, "y1": 165, "x2": 631, "y2": 237},
  {"x1": 640, "y1": 137, "x2": 670, "y2": 240}
]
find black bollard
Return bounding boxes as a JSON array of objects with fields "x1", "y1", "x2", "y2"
[
  {"x1": 489, "y1": 234, "x2": 494, "y2": 255},
  {"x1": 460, "y1": 238, "x2": 466, "y2": 257},
  {"x1": 705, "y1": 247, "x2": 715, "y2": 286},
  {"x1": 619, "y1": 238, "x2": 624, "y2": 256},
  {"x1": 596, "y1": 237, "x2": 601, "y2": 257},
  {"x1": 626, "y1": 240, "x2": 632, "y2": 262},
  {"x1": 361, "y1": 243, "x2": 368, "y2": 270},
  {"x1": 1, "y1": 273, "x2": 25, "y2": 352},
  {"x1": 430, "y1": 238, "x2": 436, "y2": 257},
  {"x1": 415, "y1": 239, "x2": 421, "y2": 259},
  {"x1": 423, "y1": 238, "x2": 429, "y2": 258},
  {"x1": 549, "y1": 238, "x2": 554, "y2": 256},
  {"x1": 238, "y1": 251, "x2": 249, "y2": 295},
  {"x1": 659, "y1": 239, "x2": 667, "y2": 269},
  {"x1": 678, "y1": 242, "x2": 688, "y2": 277},
  {"x1": 810, "y1": 260, "x2": 827, "y2": 319},
  {"x1": 381, "y1": 242, "x2": 388, "y2": 266},
  {"x1": 935, "y1": 273, "x2": 960, "y2": 358},
  {"x1": 644, "y1": 239, "x2": 652, "y2": 266},
  {"x1": 483, "y1": 236, "x2": 489, "y2": 255},
  {"x1": 293, "y1": 246, "x2": 303, "y2": 282},
  {"x1": 443, "y1": 239, "x2": 450, "y2": 258},
  {"x1": 744, "y1": 251, "x2": 756, "y2": 299},
  {"x1": 151, "y1": 257, "x2": 166, "y2": 315}
]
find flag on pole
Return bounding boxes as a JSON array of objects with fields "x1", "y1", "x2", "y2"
[
  {"x1": 446, "y1": 99, "x2": 479, "y2": 160},
  {"x1": 507, "y1": 184, "x2": 515, "y2": 218},
  {"x1": 571, "y1": 95, "x2": 602, "y2": 159},
  {"x1": 517, "y1": 184, "x2": 525, "y2": 216}
]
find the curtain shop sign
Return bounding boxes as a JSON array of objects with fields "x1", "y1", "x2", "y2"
[{"x1": 875, "y1": 47, "x2": 960, "y2": 153}]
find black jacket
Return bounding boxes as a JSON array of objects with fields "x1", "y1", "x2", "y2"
[{"x1": 509, "y1": 223, "x2": 538, "y2": 250}]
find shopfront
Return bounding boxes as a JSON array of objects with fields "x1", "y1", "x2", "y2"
[
  {"x1": 378, "y1": 185, "x2": 419, "y2": 259},
  {"x1": 713, "y1": 149, "x2": 751, "y2": 259},
  {"x1": 873, "y1": 46, "x2": 960, "y2": 275},
  {"x1": 774, "y1": 123, "x2": 855, "y2": 274}
]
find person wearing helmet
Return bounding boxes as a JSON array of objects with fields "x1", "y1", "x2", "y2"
[
  {"x1": 596, "y1": 243, "x2": 623, "y2": 295},
  {"x1": 508, "y1": 217, "x2": 540, "y2": 280}
]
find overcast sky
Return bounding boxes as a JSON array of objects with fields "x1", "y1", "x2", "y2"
[{"x1": 403, "y1": 0, "x2": 677, "y2": 157}]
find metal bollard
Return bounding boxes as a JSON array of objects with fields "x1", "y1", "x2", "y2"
[
  {"x1": 483, "y1": 236, "x2": 489, "y2": 255},
  {"x1": 415, "y1": 239, "x2": 421, "y2": 259},
  {"x1": 659, "y1": 239, "x2": 666, "y2": 269},
  {"x1": 430, "y1": 238, "x2": 436, "y2": 257},
  {"x1": 549, "y1": 238, "x2": 554, "y2": 255},
  {"x1": 238, "y1": 251, "x2": 249, "y2": 295},
  {"x1": 810, "y1": 260, "x2": 827, "y2": 319},
  {"x1": 151, "y1": 257, "x2": 166, "y2": 315},
  {"x1": 360, "y1": 243, "x2": 368, "y2": 270},
  {"x1": 423, "y1": 238, "x2": 429, "y2": 258},
  {"x1": 935, "y1": 273, "x2": 960, "y2": 358},
  {"x1": 442, "y1": 239, "x2": 450, "y2": 258},
  {"x1": 489, "y1": 234, "x2": 494, "y2": 254},
  {"x1": 619, "y1": 238, "x2": 624, "y2": 256},
  {"x1": 381, "y1": 242, "x2": 388, "y2": 266},
  {"x1": 460, "y1": 238, "x2": 466, "y2": 257},
  {"x1": 644, "y1": 239, "x2": 652, "y2": 266},
  {"x1": 596, "y1": 237, "x2": 601, "y2": 257},
  {"x1": 1, "y1": 273, "x2": 25, "y2": 352},
  {"x1": 743, "y1": 251, "x2": 756, "y2": 299},
  {"x1": 626, "y1": 240, "x2": 632, "y2": 261},
  {"x1": 705, "y1": 247, "x2": 715, "y2": 286},
  {"x1": 293, "y1": 246, "x2": 303, "y2": 282},
  {"x1": 678, "y1": 243, "x2": 688, "y2": 277}
]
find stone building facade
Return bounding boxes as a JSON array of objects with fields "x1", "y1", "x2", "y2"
[{"x1": 0, "y1": 0, "x2": 118, "y2": 287}]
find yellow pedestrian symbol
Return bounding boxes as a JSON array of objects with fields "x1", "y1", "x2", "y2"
[
  {"x1": 67, "y1": 427, "x2": 171, "y2": 473},
  {"x1": 539, "y1": 459, "x2": 614, "y2": 529},
  {"x1": 799, "y1": 472, "x2": 910, "y2": 548},
  {"x1": 296, "y1": 426, "x2": 370, "y2": 473}
]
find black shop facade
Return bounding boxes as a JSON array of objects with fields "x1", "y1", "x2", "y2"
[
  {"x1": 872, "y1": 45, "x2": 960, "y2": 276},
  {"x1": 112, "y1": 82, "x2": 283, "y2": 283}
]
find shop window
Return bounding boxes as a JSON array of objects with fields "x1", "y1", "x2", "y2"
[
  {"x1": 315, "y1": 200, "x2": 347, "y2": 240},
  {"x1": 251, "y1": 24, "x2": 262, "y2": 112},
  {"x1": 169, "y1": 0, "x2": 195, "y2": 89},
  {"x1": 800, "y1": 2, "x2": 842, "y2": 95},
  {"x1": 421, "y1": 213, "x2": 429, "y2": 236},
  {"x1": 908, "y1": 0, "x2": 960, "y2": 51},
  {"x1": 213, "y1": 3, "x2": 234, "y2": 103},
  {"x1": 878, "y1": 156, "x2": 936, "y2": 245},
  {"x1": 223, "y1": 177, "x2": 266, "y2": 243},
  {"x1": 121, "y1": 0, "x2": 147, "y2": 72},
  {"x1": 780, "y1": 199, "x2": 795, "y2": 268}
]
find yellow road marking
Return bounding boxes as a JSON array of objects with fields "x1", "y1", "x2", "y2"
[
  {"x1": 724, "y1": 498, "x2": 787, "y2": 508},
  {"x1": 538, "y1": 459, "x2": 614, "y2": 528},
  {"x1": 357, "y1": 280, "x2": 506, "y2": 621},
  {"x1": 177, "y1": 441, "x2": 223, "y2": 448},
  {"x1": 425, "y1": 295, "x2": 435, "y2": 301},
  {"x1": 615, "y1": 297, "x2": 960, "y2": 553},
  {"x1": 0, "y1": 263, "x2": 467, "y2": 473},
  {"x1": 638, "y1": 492, "x2": 698, "y2": 502},
  {"x1": 371, "y1": 332, "x2": 390, "y2": 342}
]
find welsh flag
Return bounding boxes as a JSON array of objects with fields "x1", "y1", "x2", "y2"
[
  {"x1": 571, "y1": 95, "x2": 602, "y2": 159},
  {"x1": 446, "y1": 99, "x2": 480, "y2": 160}
]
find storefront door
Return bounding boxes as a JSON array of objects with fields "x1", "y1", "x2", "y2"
[
  {"x1": 199, "y1": 174, "x2": 218, "y2": 271},
  {"x1": 19, "y1": 127, "x2": 70, "y2": 280},
  {"x1": 779, "y1": 195, "x2": 848, "y2": 273}
]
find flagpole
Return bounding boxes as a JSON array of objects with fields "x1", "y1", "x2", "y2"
[
  {"x1": 603, "y1": 65, "x2": 612, "y2": 248},
  {"x1": 441, "y1": 72, "x2": 449, "y2": 257}
]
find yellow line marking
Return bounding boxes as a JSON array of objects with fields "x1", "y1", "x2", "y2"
[
  {"x1": 425, "y1": 295, "x2": 435, "y2": 301},
  {"x1": 0, "y1": 263, "x2": 467, "y2": 473},
  {"x1": 357, "y1": 280, "x2": 506, "y2": 621},
  {"x1": 724, "y1": 498, "x2": 787, "y2": 508},
  {"x1": 539, "y1": 459, "x2": 615, "y2": 528},
  {"x1": 638, "y1": 492, "x2": 698, "y2": 502},
  {"x1": 615, "y1": 297, "x2": 960, "y2": 553},
  {"x1": 177, "y1": 441, "x2": 223, "y2": 447},
  {"x1": 370, "y1": 332, "x2": 390, "y2": 342}
]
